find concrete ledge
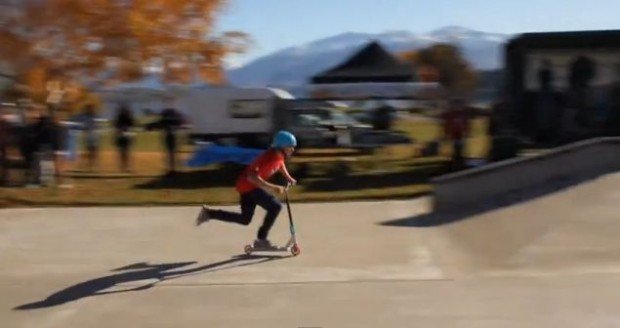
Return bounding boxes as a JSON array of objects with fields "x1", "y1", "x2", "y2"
[{"x1": 432, "y1": 137, "x2": 620, "y2": 213}]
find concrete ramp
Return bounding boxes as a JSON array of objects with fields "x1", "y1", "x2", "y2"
[
  {"x1": 433, "y1": 137, "x2": 620, "y2": 213},
  {"x1": 426, "y1": 172, "x2": 620, "y2": 277},
  {"x1": 2, "y1": 174, "x2": 620, "y2": 327}
]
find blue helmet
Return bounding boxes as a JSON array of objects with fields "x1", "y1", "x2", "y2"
[{"x1": 272, "y1": 130, "x2": 297, "y2": 148}]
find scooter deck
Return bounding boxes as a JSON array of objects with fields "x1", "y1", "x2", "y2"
[
  {"x1": 244, "y1": 240, "x2": 300, "y2": 256},
  {"x1": 245, "y1": 245, "x2": 290, "y2": 252}
]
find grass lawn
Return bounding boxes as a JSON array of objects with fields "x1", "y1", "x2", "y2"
[
  {"x1": 0, "y1": 118, "x2": 489, "y2": 208},
  {"x1": 0, "y1": 151, "x2": 439, "y2": 207}
]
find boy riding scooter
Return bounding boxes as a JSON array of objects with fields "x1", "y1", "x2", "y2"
[{"x1": 196, "y1": 131, "x2": 297, "y2": 251}]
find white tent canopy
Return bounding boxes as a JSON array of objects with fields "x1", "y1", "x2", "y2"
[{"x1": 307, "y1": 82, "x2": 442, "y2": 100}]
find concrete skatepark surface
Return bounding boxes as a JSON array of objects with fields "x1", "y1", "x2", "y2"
[{"x1": 2, "y1": 173, "x2": 620, "y2": 327}]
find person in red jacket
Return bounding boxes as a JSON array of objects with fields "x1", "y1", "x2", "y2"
[
  {"x1": 195, "y1": 131, "x2": 297, "y2": 248},
  {"x1": 441, "y1": 99, "x2": 471, "y2": 170}
]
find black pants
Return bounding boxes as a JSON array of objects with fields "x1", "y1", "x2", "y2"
[
  {"x1": 117, "y1": 137, "x2": 131, "y2": 172},
  {"x1": 0, "y1": 145, "x2": 7, "y2": 185},
  {"x1": 165, "y1": 134, "x2": 176, "y2": 173},
  {"x1": 166, "y1": 148, "x2": 176, "y2": 173},
  {"x1": 119, "y1": 146, "x2": 130, "y2": 171},
  {"x1": 209, "y1": 188, "x2": 282, "y2": 240},
  {"x1": 23, "y1": 150, "x2": 40, "y2": 184},
  {"x1": 451, "y1": 139, "x2": 465, "y2": 171}
]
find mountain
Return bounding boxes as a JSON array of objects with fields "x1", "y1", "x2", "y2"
[{"x1": 226, "y1": 26, "x2": 510, "y2": 88}]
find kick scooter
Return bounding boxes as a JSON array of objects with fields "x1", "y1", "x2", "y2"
[{"x1": 244, "y1": 183, "x2": 301, "y2": 256}]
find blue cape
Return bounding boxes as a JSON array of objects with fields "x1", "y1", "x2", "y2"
[{"x1": 186, "y1": 144, "x2": 264, "y2": 167}]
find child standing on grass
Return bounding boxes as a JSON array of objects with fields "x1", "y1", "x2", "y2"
[{"x1": 195, "y1": 131, "x2": 297, "y2": 248}]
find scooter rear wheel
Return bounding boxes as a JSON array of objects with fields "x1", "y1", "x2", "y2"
[
  {"x1": 291, "y1": 244, "x2": 301, "y2": 256},
  {"x1": 244, "y1": 245, "x2": 253, "y2": 255}
]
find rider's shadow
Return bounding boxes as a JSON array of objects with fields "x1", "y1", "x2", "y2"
[{"x1": 14, "y1": 254, "x2": 286, "y2": 310}]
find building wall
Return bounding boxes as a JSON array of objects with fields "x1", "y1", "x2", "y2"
[
  {"x1": 504, "y1": 31, "x2": 620, "y2": 140},
  {"x1": 524, "y1": 50, "x2": 620, "y2": 91}
]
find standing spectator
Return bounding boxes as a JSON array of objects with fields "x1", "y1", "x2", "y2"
[
  {"x1": 488, "y1": 98, "x2": 519, "y2": 162},
  {"x1": 51, "y1": 109, "x2": 71, "y2": 188},
  {"x1": 36, "y1": 106, "x2": 59, "y2": 186},
  {"x1": 160, "y1": 106, "x2": 183, "y2": 175},
  {"x1": 80, "y1": 104, "x2": 100, "y2": 172},
  {"x1": 569, "y1": 56, "x2": 596, "y2": 130},
  {"x1": 113, "y1": 105, "x2": 135, "y2": 173},
  {"x1": 0, "y1": 109, "x2": 9, "y2": 185},
  {"x1": 147, "y1": 100, "x2": 184, "y2": 176},
  {"x1": 371, "y1": 104, "x2": 394, "y2": 131},
  {"x1": 535, "y1": 60, "x2": 559, "y2": 142},
  {"x1": 20, "y1": 105, "x2": 42, "y2": 187},
  {"x1": 605, "y1": 65, "x2": 620, "y2": 134},
  {"x1": 441, "y1": 99, "x2": 470, "y2": 171}
]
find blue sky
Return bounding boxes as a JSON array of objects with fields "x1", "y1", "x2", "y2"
[{"x1": 216, "y1": 0, "x2": 620, "y2": 67}]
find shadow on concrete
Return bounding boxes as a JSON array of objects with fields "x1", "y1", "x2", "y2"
[
  {"x1": 303, "y1": 165, "x2": 445, "y2": 192},
  {"x1": 14, "y1": 254, "x2": 286, "y2": 310},
  {"x1": 134, "y1": 166, "x2": 243, "y2": 190},
  {"x1": 380, "y1": 175, "x2": 599, "y2": 228}
]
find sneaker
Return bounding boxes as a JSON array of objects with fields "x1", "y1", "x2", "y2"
[
  {"x1": 195, "y1": 205, "x2": 211, "y2": 226},
  {"x1": 253, "y1": 239, "x2": 275, "y2": 249}
]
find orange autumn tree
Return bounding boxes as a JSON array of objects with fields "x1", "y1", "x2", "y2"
[
  {"x1": 400, "y1": 44, "x2": 477, "y2": 96},
  {"x1": 0, "y1": 0, "x2": 250, "y2": 103}
]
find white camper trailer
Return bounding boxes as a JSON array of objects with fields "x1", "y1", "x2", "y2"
[
  {"x1": 178, "y1": 86, "x2": 294, "y2": 147},
  {"x1": 178, "y1": 86, "x2": 411, "y2": 148}
]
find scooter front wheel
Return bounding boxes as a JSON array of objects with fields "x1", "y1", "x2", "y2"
[{"x1": 244, "y1": 244, "x2": 253, "y2": 255}]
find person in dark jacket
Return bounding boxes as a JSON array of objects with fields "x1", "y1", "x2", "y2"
[
  {"x1": 161, "y1": 107, "x2": 183, "y2": 175},
  {"x1": 146, "y1": 102, "x2": 184, "y2": 176},
  {"x1": 0, "y1": 110, "x2": 9, "y2": 185},
  {"x1": 20, "y1": 105, "x2": 43, "y2": 186},
  {"x1": 113, "y1": 105, "x2": 135, "y2": 173},
  {"x1": 79, "y1": 104, "x2": 100, "y2": 172}
]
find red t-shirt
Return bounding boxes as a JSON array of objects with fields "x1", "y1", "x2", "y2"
[{"x1": 236, "y1": 149, "x2": 285, "y2": 194}]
